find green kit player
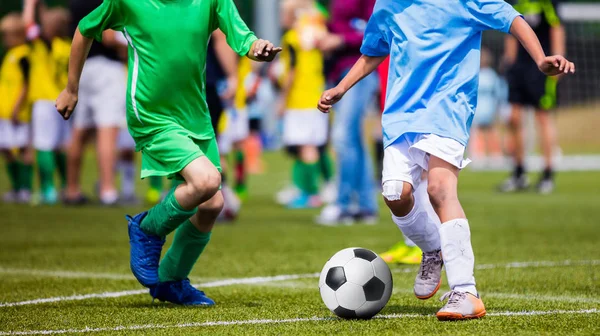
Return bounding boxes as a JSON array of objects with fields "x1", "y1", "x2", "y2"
[{"x1": 55, "y1": 0, "x2": 281, "y2": 305}]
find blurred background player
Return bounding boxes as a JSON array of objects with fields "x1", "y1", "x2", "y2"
[
  {"x1": 63, "y1": 0, "x2": 127, "y2": 205},
  {"x1": 501, "y1": 0, "x2": 565, "y2": 194},
  {"x1": 469, "y1": 47, "x2": 504, "y2": 165},
  {"x1": 23, "y1": 0, "x2": 71, "y2": 205},
  {"x1": 315, "y1": 0, "x2": 378, "y2": 225},
  {"x1": 0, "y1": 13, "x2": 33, "y2": 203},
  {"x1": 277, "y1": 0, "x2": 328, "y2": 209}
]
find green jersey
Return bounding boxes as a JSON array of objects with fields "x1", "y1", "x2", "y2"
[{"x1": 79, "y1": 0, "x2": 257, "y2": 150}]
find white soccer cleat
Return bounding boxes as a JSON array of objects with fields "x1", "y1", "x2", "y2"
[
  {"x1": 275, "y1": 185, "x2": 300, "y2": 205},
  {"x1": 414, "y1": 249, "x2": 443, "y2": 299},
  {"x1": 320, "y1": 182, "x2": 337, "y2": 204},
  {"x1": 436, "y1": 290, "x2": 486, "y2": 321}
]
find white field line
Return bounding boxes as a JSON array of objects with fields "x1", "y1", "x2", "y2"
[
  {"x1": 0, "y1": 268, "x2": 135, "y2": 281},
  {"x1": 0, "y1": 260, "x2": 598, "y2": 308},
  {"x1": 1, "y1": 309, "x2": 598, "y2": 335}
]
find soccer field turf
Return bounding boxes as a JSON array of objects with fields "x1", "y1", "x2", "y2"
[{"x1": 0, "y1": 153, "x2": 599, "y2": 335}]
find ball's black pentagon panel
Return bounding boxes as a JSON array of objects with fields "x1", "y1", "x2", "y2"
[
  {"x1": 363, "y1": 277, "x2": 386, "y2": 301},
  {"x1": 353, "y1": 248, "x2": 377, "y2": 262},
  {"x1": 325, "y1": 266, "x2": 346, "y2": 291},
  {"x1": 333, "y1": 306, "x2": 357, "y2": 319}
]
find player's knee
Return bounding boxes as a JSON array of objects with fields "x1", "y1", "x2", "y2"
[
  {"x1": 382, "y1": 180, "x2": 414, "y2": 216},
  {"x1": 200, "y1": 191, "x2": 225, "y2": 216},
  {"x1": 189, "y1": 169, "x2": 221, "y2": 199}
]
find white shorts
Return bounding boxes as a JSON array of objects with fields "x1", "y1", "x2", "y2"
[
  {"x1": 282, "y1": 109, "x2": 328, "y2": 146},
  {"x1": 218, "y1": 108, "x2": 249, "y2": 154},
  {"x1": 72, "y1": 56, "x2": 127, "y2": 129},
  {"x1": 382, "y1": 133, "x2": 471, "y2": 190},
  {"x1": 117, "y1": 128, "x2": 136, "y2": 150},
  {"x1": 0, "y1": 122, "x2": 31, "y2": 149},
  {"x1": 32, "y1": 100, "x2": 71, "y2": 150}
]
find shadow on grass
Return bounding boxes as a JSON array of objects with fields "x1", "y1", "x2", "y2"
[{"x1": 383, "y1": 304, "x2": 438, "y2": 316}]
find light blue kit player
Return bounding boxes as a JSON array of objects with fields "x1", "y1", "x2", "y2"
[{"x1": 317, "y1": 0, "x2": 575, "y2": 321}]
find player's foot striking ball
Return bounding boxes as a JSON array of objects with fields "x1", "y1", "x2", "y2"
[
  {"x1": 319, "y1": 248, "x2": 392, "y2": 319},
  {"x1": 56, "y1": 0, "x2": 282, "y2": 305}
]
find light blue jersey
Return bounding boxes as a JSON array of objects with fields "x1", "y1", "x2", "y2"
[
  {"x1": 474, "y1": 67, "x2": 502, "y2": 127},
  {"x1": 361, "y1": 0, "x2": 521, "y2": 147}
]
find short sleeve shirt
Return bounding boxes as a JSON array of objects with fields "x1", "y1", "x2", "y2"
[
  {"x1": 78, "y1": 0, "x2": 257, "y2": 149},
  {"x1": 360, "y1": 0, "x2": 521, "y2": 147}
]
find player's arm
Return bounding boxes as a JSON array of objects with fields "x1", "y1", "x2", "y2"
[
  {"x1": 55, "y1": 28, "x2": 93, "y2": 120},
  {"x1": 503, "y1": 35, "x2": 518, "y2": 67},
  {"x1": 550, "y1": 24, "x2": 566, "y2": 57},
  {"x1": 509, "y1": 17, "x2": 574, "y2": 76},
  {"x1": 22, "y1": 0, "x2": 45, "y2": 41},
  {"x1": 11, "y1": 58, "x2": 31, "y2": 124},
  {"x1": 277, "y1": 44, "x2": 297, "y2": 117},
  {"x1": 212, "y1": 29, "x2": 239, "y2": 100},
  {"x1": 101, "y1": 30, "x2": 128, "y2": 60},
  {"x1": 317, "y1": 55, "x2": 386, "y2": 113}
]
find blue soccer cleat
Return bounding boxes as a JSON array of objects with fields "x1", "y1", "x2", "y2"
[
  {"x1": 127, "y1": 212, "x2": 165, "y2": 287},
  {"x1": 150, "y1": 279, "x2": 216, "y2": 306}
]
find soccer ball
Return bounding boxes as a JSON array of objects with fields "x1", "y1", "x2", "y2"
[{"x1": 319, "y1": 247, "x2": 393, "y2": 319}]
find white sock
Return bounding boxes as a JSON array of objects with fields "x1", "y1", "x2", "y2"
[
  {"x1": 119, "y1": 160, "x2": 136, "y2": 197},
  {"x1": 439, "y1": 219, "x2": 477, "y2": 296},
  {"x1": 403, "y1": 234, "x2": 417, "y2": 247},
  {"x1": 414, "y1": 179, "x2": 441, "y2": 229},
  {"x1": 392, "y1": 199, "x2": 441, "y2": 253}
]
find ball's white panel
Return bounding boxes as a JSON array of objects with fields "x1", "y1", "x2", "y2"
[
  {"x1": 372, "y1": 256, "x2": 393, "y2": 285},
  {"x1": 319, "y1": 284, "x2": 339, "y2": 311},
  {"x1": 344, "y1": 258, "x2": 374, "y2": 286},
  {"x1": 328, "y1": 248, "x2": 359, "y2": 267},
  {"x1": 335, "y1": 282, "x2": 366, "y2": 311},
  {"x1": 355, "y1": 300, "x2": 386, "y2": 319}
]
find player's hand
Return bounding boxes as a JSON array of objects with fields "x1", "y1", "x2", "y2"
[
  {"x1": 538, "y1": 55, "x2": 575, "y2": 76},
  {"x1": 317, "y1": 86, "x2": 346, "y2": 113},
  {"x1": 252, "y1": 39, "x2": 283, "y2": 62},
  {"x1": 55, "y1": 89, "x2": 78, "y2": 120},
  {"x1": 276, "y1": 99, "x2": 287, "y2": 118},
  {"x1": 317, "y1": 34, "x2": 344, "y2": 53}
]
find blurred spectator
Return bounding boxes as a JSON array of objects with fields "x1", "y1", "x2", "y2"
[
  {"x1": 470, "y1": 47, "x2": 503, "y2": 164},
  {"x1": 64, "y1": 0, "x2": 126, "y2": 205},
  {"x1": 316, "y1": 0, "x2": 378, "y2": 225},
  {"x1": 0, "y1": 13, "x2": 33, "y2": 203}
]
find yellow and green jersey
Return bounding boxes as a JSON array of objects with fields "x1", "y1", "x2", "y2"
[
  {"x1": 280, "y1": 29, "x2": 325, "y2": 110},
  {"x1": 234, "y1": 57, "x2": 252, "y2": 110},
  {"x1": 28, "y1": 37, "x2": 71, "y2": 102},
  {"x1": 78, "y1": 0, "x2": 257, "y2": 150},
  {"x1": 0, "y1": 44, "x2": 31, "y2": 122}
]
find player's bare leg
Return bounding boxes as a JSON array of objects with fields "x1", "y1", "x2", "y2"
[
  {"x1": 500, "y1": 103, "x2": 529, "y2": 192},
  {"x1": 535, "y1": 109, "x2": 556, "y2": 194},
  {"x1": 384, "y1": 180, "x2": 442, "y2": 300},
  {"x1": 96, "y1": 126, "x2": 119, "y2": 205},
  {"x1": 428, "y1": 156, "x2": 485, "y2": 321},
  {"x1": 64, "y1": 127, "x2": 89, "y2": 204}
]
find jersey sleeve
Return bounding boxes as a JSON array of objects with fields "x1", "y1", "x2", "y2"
[
  {"x1": 78, "y1": 0, "x2": 124, "y2": 42},
  {"x1": 467, "y1": 0, "x2": 522, "y2": 33},
  {"x1": 213, "y1": 0, "x2": 258, "y2": 57},
  {"x1": 359, "y1": 11, "x2": 390, "y2": 57}
]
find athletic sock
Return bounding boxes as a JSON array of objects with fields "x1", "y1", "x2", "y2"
[
  {"x1": 542, "y1": 167, "x2": 553, "y2": 180},
  {"x1": 140, "y1": 187, "x2": 197, "y2": 237},
  {"x1": 119, "y1": 160, "x2": 136, "y2": 197},
  {"x1": 302, "y1": 161, "x2": 319, "y2": 196},
  {"x1": 514, "y1": 164, "x2": 525, "y2": 179},
  {"x1": 149, "y1": 176, "x2": 163, "y2": 191},
  {"x1": 291, "y1": 160, "x2": 303, "y2": 189},
  {"x1": 19, "y1": 163, "x2": 34, "y2": 191},
  {"x1": 439, "y1": 219, "x2": 477, "y2": 296},
  {"x1": 391, "y1": 199, "x2": 441, "y2": 253},
  {"x1": 37, "y1": 151, "x2": 56, "y2": 193},
  {"x1": 158, "y1": 219, "x2": 212, "y2": 282},
  {"x1": 55, "y1": 152, "x2": 67, "y2": 188},
  {"x1": 234, "y1": 150, "x2": 246, "y2": 192},
  {"x1": 318, "y1": 150, "x2": 334, "y2": 182},
  {"x1": 6, "y1": 161, "x2": 20, "y2": 192},
  {"x1": 403, "y1": 234, "x2": 417, "y2": 248}
]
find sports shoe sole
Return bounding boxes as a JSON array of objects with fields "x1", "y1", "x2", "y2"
[{"x1": 436, "y1": 309, "x2": 486, "y2": 321}]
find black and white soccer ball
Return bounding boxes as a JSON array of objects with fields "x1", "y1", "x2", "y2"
[{"x1": 319, "y1": 247, "x2": 393, "y2": 319}]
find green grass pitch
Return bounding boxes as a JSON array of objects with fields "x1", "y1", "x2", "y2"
[{"x1": 0, "y1": 152, "x2": 599, "y2": 335}]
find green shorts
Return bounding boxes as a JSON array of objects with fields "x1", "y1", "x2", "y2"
[{"x1": 140, "y1": 130, "x2": 221, "y2": 180}]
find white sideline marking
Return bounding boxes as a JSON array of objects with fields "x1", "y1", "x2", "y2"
[
  {"x1": 1, "y1": 309, "x2": 598, "y2": 335},
  {"x1": 0, "y1": 260, "x2": 598, "y2": 308},
  {"x1": 0, "y1": 268, "x2": 135, "y2": 281}
]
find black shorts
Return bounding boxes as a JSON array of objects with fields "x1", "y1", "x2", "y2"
[
  {"x1": 206, "y1": 84, "x2": 224, "y2": 136},
  {"x1": 507, "y1": 64, "x2": 558, "y2": 111}
]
